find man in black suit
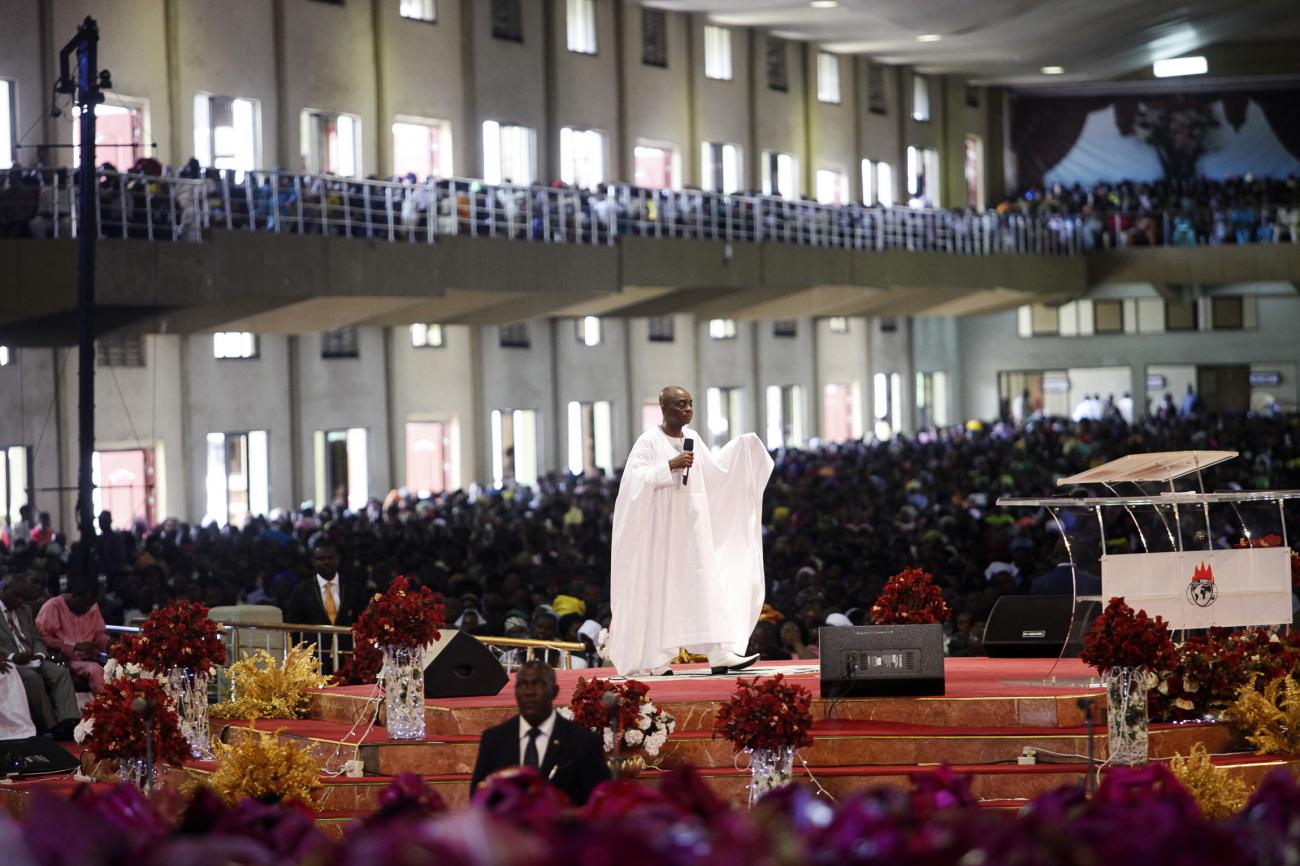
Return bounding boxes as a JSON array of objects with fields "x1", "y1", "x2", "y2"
[
  {"x1": 285, "y1": 544, "x2": 367, "y2": 673},
  {"x1": 0, "y1": 575, "x2": 79, "y2": 738},
  {"x1": 469, "y1": 660, "x2": 609, "y2": 806}
]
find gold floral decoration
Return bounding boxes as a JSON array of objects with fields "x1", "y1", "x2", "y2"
[
  {"x1": 1167, "y1": 742, "x2": 1249, "y2": 819},
  {"x1": 211, "y1": 645, "x2": 330, "y2": 721},
  {"x1": 1222, "y1": 674, "x2": 1300, "y2": 755},
  {"x1": 205, "y1": 725, "x2": 323, "y2": 806}
]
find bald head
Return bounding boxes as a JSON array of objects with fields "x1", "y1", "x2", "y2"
[{"x1": 658, "y1": 386, "x2": 694, "y2": 435}]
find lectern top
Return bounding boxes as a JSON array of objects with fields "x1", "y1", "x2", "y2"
[{"x1": 1055, "y1": 450, "x2": 1238, "y2": 486}]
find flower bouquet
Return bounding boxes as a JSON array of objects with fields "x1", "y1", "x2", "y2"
[
  {"x1": 1151, "y1": 628, "x2": 1300, "y2": 723},
  {"x1": 112, "y1": 600, "x2": 227, "y2": 759},
  {"x1": 713, "y1": 674, "x2": 814, "y2": 805},
  {"x1": 349, "y1": 576, "x2": 445, "y2": 740},
  {"x1": 75, "y1": 677, "x2": 190, "y2": 788},
  {"x1": 558, "y1": 677, "x2": 676, "y2": 776},
  {"x1": 1080, "y1": 597, "x2": 1176, "y2": 766},
  {"x1": 870, "y1": 567, "x2": 951, "y2": 625}
]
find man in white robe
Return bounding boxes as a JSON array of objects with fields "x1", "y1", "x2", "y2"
[{"x1": 608, "y1": 386, "x2": 773, "y2": 676}]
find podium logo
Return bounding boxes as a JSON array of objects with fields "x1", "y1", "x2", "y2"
[{"x1": 1186, "y1": 561, "x2": 1218, "y2": 608}]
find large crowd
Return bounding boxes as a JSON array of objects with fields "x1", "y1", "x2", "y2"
[{"x1": 3, "y1": 411, "x2": 1298, "y2": 670}]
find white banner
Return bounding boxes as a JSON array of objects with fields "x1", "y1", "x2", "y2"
[{"x1": 1100, "y1": 547, "x2": 1292, "y2": 631}]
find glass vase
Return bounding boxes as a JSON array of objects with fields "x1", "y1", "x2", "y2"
[
  {"x1": 382, "y1": 645, "x2": 426, "y2": 741},
  {"x1": 1105, "y1": 666, "x2": 1150, "y2": 766},
  {"x1": 748, "y1": 745, "x2": 796, "y2": 807},
  {"x1": 165, "y1": 666, "x2": 212, "y2": 760},
  {"x1": 116, "y1": 756, "x2": 150, "y2": 791}
]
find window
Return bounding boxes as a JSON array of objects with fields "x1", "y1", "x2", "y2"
[
  {"x1": 314, "y1": 428, "x2": 368, "y2": 511},
  {"x1": 1027, "y1": 304, "x2": 1060, "y2": 336},
  {"x1": 633, "y1": 143, "x2": 677, "y2": 189},
  {"x1": 642, "y1": 9, "x2": 668, "y2": 67},
  {"x1": 761, "y1": 151, "x2": 798, "y2": 199},
  {"x1": 815, "y1": 169, "x2": 848, "y2": 205},
  {"x1": 827, "y1": 316, "x2": 849, "y2": 334},
  {"x1": 866, "y1": 63, "x2": 887, "y2": 115},
  {"x1": 0, "y1": 446, "x2": 30, "y2": 528},
  {"x1": 963, "y1": 134, "x2": 984, "y2": 210},
  {"x1": 766, "y1": 36, "x2": 788, "y2": 91},
  {"x1": 566, "y1": 0, "x2": 597, "y2": 53},
  {"x1": 706, "y1": 387, "x2": 743, "y2": 448},
  {"x1": 1212, "y1": 296, "x2": 1244, "y2": 330},
  {"x1": 876, "y1": 161, "x2": 895, "y2": 207},
  {"x1": 96, "y1": 334, "x2": 145, "y2": 368},
  {"x1": 301, "y1": 110, "x2": 360, "y2": 176},
  {"x1": 400, "y1": 0, "x2": 436, "y2": 21},
  {"x1": 872, "y1": 371, "x2": 903, "y2": 440},
  {"x1": 321, "y1": 327, "x2": 359, "y2": 359},
  {"x1": 491, "y1": 409, "x2": 537, "y2": 487},
  {"x1": 906, "y1": 146, "x2": 939, "y2": 207},
  {"x1": 194, "y1": 95, "x2": 259, "y2": 173},
  {"x1": 822, "y1": 382, "x2": 862, "y2": 442},
  {"x1": 709, "y1": 318, "x2": 737, "y2": 340},
  {"x1": 1094, "y1": 300, "x2": 1123, "y2": 334},
  {"x1": 213, "y1": 331, "x2": 258, "y2": 359},
  {"x1": 567, "y1": 400, "x2": 613, "y2": 476},
  {"x1": 405, "y1": 421, "x2": 452, "y2": 494},
  {"x1": 704, "y1": 25, "x2": 732, "y2": 80},
  {"x1": 499, "y1": 321, "x2": 530, "y2": 348},
  {"x1": 392, "y1": 118, "x2": 452, "y2": 179},
  {"x1": 1, "y1": 80, "x2": 16, "y2": 169},
  {"x1": 773, "y1": 320, "x2": 797, "y2": 338},
  {"x1": 410, "y1": 323, "x2": 444, "y2": 347},
  {"x1": 816, "y1": 52, "x2": 841, "y2": 103},
  {"x1": 482, "y1": 121, "x2": 536, "y2": 185},
  {"x1": 559, "y1": 127, "x2": 606, "y2": 189},
  {"x1": 92, "y1": 448, "x2": 155, "y2": 529},
  {"x1": 0, "y1": 346, "x2": 9, "y2": 366},
  {"x1": 205, "y1": 430, "x2": 269, "y2": 526},
  {"x1": 911, "y1": 73, "x2": 931, "y2": 122},
  {"x1": 648, "y1": 316, "x2": 675, "y2": 342},
  {"x1": 1166, "y1": 300, "x2": 1198, "y2": 331},
  {"x1": 915, "y1": 371, "x2": 948, "y2": 429},
  {"x1": 860, "y1": 159, "x2": 875, "y2": 205},
  {"x1": 765, "y1": 385, "x2": 804, "y2": 448},
  {"x1": 491, "y1": 0, "x2": 523, "y2": 41},
  {"x1": 701, "y1": 141, "x2": 742, "y2": 194},
  {"x1": 72, "y1": 100, "x2": 146, "y2": 167},
  {"x1": 576, "y1": 316, "x2": 601, "y2": 346},
  {"x1": 965, "y1": 84, "x2": 979, "y2": 109}
]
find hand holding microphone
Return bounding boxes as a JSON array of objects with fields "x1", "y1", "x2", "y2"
[
  {"x1": 682, "y1": 438, "x2": 694, "y2": 486},
  {"x1": 668, "y1": 439, "x2": 695, "y2": 481}
]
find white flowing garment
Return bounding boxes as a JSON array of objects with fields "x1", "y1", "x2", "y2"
[
  {"x1": 608, "y1": 426, "x2": 773, "y2": 675},
  {"x1": 0, "y1": 667, "x2": 36, "y2": 740}
]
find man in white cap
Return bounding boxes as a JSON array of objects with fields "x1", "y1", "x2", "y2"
[{"x1": 607, "y1": 386, "x2": 772, "y2": 677}]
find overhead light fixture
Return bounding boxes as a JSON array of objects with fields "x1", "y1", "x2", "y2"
[
  {"x1": 1153, "y1": 56, "x2": 1208, "y2": 78},
  {"x1": 810, "y1": 0, "x2": 839, "y2": 7},
  {"x1": 1040, "y1": 66, "x2": 1065, "y2": 75},
  {"x1": 916, "y1": 34, "x2": 942, "y2": 42}
]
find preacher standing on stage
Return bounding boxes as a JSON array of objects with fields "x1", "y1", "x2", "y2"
[{"x1": 608, "y1": 386, "x2": 774, "y2": 676}]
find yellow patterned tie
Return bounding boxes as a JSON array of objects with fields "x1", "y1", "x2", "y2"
[{"x1": 323, "y1": 580, "x2": 338, "y2": 624}]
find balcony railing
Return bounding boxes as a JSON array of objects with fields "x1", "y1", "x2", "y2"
[{"x1": 22, "y1": 168, "x2": 1297, "y2": 256}]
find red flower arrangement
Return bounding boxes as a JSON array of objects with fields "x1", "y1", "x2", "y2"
[
  {"x1": 713, "y1": 674, "x2": 815, "y2": 753},
  {"x1": 334, "y1": 577, "x2": 444, "y2": 685},
  {"x1": 870, "y1": 567, "x2": 951, "y2": 625},
  {"x1": 1080, "y1": 597, "x2": 1176, "y2": 673},
  {"x1": 114, "y1": 600, "x2": 227, "y2": 674},
  {"x1": 1150, "y1": 627, "x2": 1300, "y2": 722},
  {"x1": 561, "y1": 677, "x2": 676, "y2": 755},
  {"x1": 76, "y1": 677, "x2": 190, "y2": 765},
  {"x1": 1234, "y1": 534, "x2": 1300, "y2": 588}
]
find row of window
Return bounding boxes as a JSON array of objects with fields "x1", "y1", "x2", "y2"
[{"x1": 1016, "y1": 296, "x2": 1257, "y2": 339}]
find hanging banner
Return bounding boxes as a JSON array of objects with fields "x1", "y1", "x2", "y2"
[{"x1": 1100, "y1": 547, "x2": 1292, "y2": 630}]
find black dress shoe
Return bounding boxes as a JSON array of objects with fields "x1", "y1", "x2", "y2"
[{"x1": 50, "y1": 719, "x2": 79, "y2": 742}]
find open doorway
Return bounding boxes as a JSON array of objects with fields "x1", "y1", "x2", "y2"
[
  {"x1": 314, "y1": 428, "x2": 368, "y2": 511},
  {"x1": 92, "y1": 448, "x2": 155, "y2": 530}
]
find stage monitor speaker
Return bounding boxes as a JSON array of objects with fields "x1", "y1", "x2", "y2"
[
  {"x1": 982, "y1": 596, "x2": 1101, "y2": 658},
  {"x1": 0, "y1": 737, "x2": 80, "y2": 779},
  {"x1": 421, "y1": 630, "x2": 510, "y2": 698},
  {"x1": 819, "y1": 624, "x2": 945, "y2": 697}
]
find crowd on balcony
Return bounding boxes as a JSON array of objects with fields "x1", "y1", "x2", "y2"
[
  {"x1": 2, "y1": 156, "x2": 1297, "y2": 253},
  {"x1": 1, "y1": 411, "x2": 1297, "y2": 675}
]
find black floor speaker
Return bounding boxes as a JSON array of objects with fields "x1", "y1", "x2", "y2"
[
  {"x1": 422, "y1": 630, "x2": 510, "y2": 698},
  {"x1": 819, "y1": 623, "x2": 946, "y2": 697},
  {"x1": 0, "y1": 737, "x2": 80, "y2": 779},
  {"x1": 982, "y1": 596, "x2": 1101, "y2": 658}
]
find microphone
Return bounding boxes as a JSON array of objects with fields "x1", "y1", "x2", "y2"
[
  {"x1": 600, "y1": 690, "x2": 620, "y2": 719},
  {"x1": 682, "y1": 438, "x2": 694, "y2": 486},
  {"x1": 130, "y1": 697, "x2": 157, "y2": 715}
]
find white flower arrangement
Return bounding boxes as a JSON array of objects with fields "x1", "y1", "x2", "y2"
[
  {"x1": 558, "y1": 698, "x2": 677, "y2": 757},
  {"x1": 103, "y1": 658, "x2": 151, "y2": 683},
  {"x1": 73, "y1": 717, "x2": 94, "y2": 745}
]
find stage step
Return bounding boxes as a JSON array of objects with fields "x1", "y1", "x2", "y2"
[{"x1": 215, "y1": 717, "x2": 1237, "y2": 776}]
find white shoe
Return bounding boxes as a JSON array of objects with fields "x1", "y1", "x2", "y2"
[
  {"x1": 650, "y1": 663, "x2": 674, "y2": 676},
  {"x1": 708, "y1": 652, "x2": 759, "y2": 675}
]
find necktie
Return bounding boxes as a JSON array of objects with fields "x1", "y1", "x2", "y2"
[
  {"x1": 322, "y1": 580, "x2": 338, "y2": 624},
  {"x1": 523, "y1": 727, "x2": 541, "y2": 768},
  {"x1": 7, "y1": 610, "x2": 27, "y2": 653}
]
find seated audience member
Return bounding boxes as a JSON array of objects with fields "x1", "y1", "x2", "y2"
[
  {"x1": 0, "y1": 575, "x2": 79, "y2": 738},
  {"x1": 35, "y1": 577, "x2": 110, "y2": 694},
  {"x1": 469, "y1": 660, "x2": 608, "y2": 805},
  {"x1": 779, "y1": 619, "x2": 818, "y2": 660},
  {"x1": 0, "y1": 660, "x2": 36, "y2": 740}
]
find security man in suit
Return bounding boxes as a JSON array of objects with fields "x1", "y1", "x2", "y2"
[
  {"x1": 469, "y1": 660, "x2": 609, "y2": 805},
  {"x1": 285, "y1": 544, "x2": 366, "y2": 673}
]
